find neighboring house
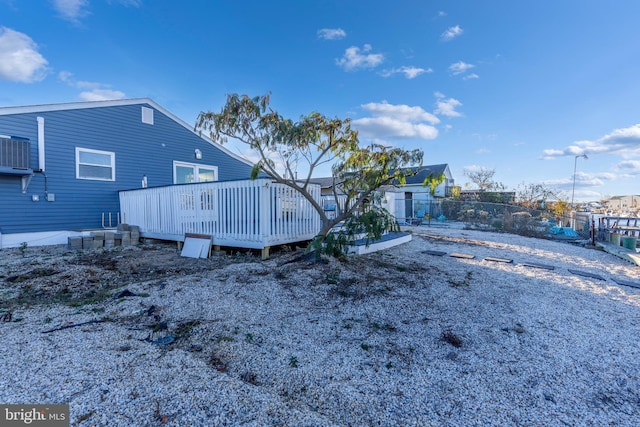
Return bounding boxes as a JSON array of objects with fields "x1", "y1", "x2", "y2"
[
  {"x1": 0, "y1": 98, "x2": 256, "y2": 248},
  {"x1": 605, "y1": 195, "x2": 640, "y2": 215},
  {"x1": 382, "y1": 164, "x2": 455, "y2": 222},
  {"x1": 312, "y1": 163, "x2": 456, "y2": 222}
]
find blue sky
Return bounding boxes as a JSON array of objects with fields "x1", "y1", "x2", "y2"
[{"x1": 1, "y1": 0, "x2": 639, "y2": 202}]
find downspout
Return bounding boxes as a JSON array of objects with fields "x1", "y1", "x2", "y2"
[
  {"x1": 34, "y1": 116, "x2": 49, "y2": 197},
  {"x1": 37, "y1": 117, "x2": 45, "y2": 171},
  {"x1": 19, "y1": 118, "x2": 45, "y2": 193}
]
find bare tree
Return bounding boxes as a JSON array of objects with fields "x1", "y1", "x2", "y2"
[
  {"x1": 514, "y1": 182, "x2": 561, "y2": 210},
  {"x1": 463, "y1": 167, "x2": 505, "y2": 192}
]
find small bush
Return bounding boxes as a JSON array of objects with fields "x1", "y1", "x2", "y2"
[
  {"x1": 309, "y1": 206, "x2": 399, "y2": 259},
  {"x1": 441, "y1": 330, "x2": 463, "y2": 347}
]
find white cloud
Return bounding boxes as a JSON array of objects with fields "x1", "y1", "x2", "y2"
[
  {"x1": 79, "y1": 89, "x2": 126, "y2": 101},
  {"x1": 58, "y1": 70, "x2": 73, "y2": 82},
  {"x1": 471, "y1": 133, "x2": 497, "y2": 141},
  {"x1": 542, "y1": 123, "x2": 640, "y2": 159},
  {"x1": 59, "y1": 71, "x2": 107, "y2": 90},
  {"x1": 52, "y1": 1, "x2": 140, "y2": 23},
  {"x1": 52, "y1": 0, "x2": 89, "y2": 22},
  {"x1": 336, "y1": 44, "x2": 384, "y2": 71},
  {"x1": 463, "y1": 73, "x2": 479, "y2": 80},
  {"x1": 111, "y1": 0, "x2": 143, "y2": 6},
  {"x1": 541, "y1": 149, "x2": 564, "y2": 158},
  {"x1": 0, "y1": 27, "x2": 49, "y2": 83},
  {"x1": 616, "y1": 160, "x2": 640, "y2": 174},
  {"x1": 435, "y1": 97, "x2": 463, "y2": 117},
  {"x1": 317, "y1": 28, "x2": 346, "y2": 40},
  {"x1": 448, "y1": 61, "x2": 475, "y2": 75},
  {"x1": 380, "y1": 66, "x2": 432, "y2": 79},
  {"x1": 353, "y1": 117, "x2": 438, "y2": 140},
  {"x1": 353, "y1": 101, "x2": 439, "y2": 141},
  {"x1": 60, "y1": 71, "x2": 126, "y2": 101},
  {"x1": 438, "y1": 11, "x2": 447, "y2": 17},
  {"x1": 441, "y1": 25, "x2": 463, "y2": 41},
  {"x1": 547, "y1": 171, "x2": 615, "y2": 188},
  {"x1": 361, "y1": 101, "x2": 440, "y2": 124},
  {"x1": 593, "y1": 172, "x2": 617, "y2": 181}
]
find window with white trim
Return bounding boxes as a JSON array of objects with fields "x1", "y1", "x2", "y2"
[
  {"x1": 173, "y1": 161, "x2": 218, "y2": 184},
  {"x1": 76, "y1": 147, "x2": 115, "y2": 181}
]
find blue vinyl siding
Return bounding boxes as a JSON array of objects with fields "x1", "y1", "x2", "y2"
[{"x1": 0, "y1": 101, "x2": 255, "y2": 234}]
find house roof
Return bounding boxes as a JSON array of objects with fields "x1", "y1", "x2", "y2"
[
  {"x1": 309, "y1": 176, "x2": 339, "y2": 189},
  {"x1": 309, "y1": 164, "x2": 450, "y2": 189},
  {"x1": 607, "y1": 195, "x2": 640, "y2": 200},
  {"x1": 0, "y1": 98, "x2": 254, "y2": 168},
  {"x1": 401, "y1": 164, "x2": 449, "y2": 185}
]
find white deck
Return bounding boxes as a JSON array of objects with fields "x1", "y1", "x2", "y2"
[{"x1": 119, "y1": 178, "x2": 321, "y2": 251}]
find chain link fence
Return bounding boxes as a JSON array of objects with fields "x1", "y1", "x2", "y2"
[{"x1": 403, "y1": 199, "x2": 593, "y2": 240}]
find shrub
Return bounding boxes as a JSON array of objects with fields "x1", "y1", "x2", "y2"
[{"x1": 309, "y1": 206, "x2": 398, "y2": 259}]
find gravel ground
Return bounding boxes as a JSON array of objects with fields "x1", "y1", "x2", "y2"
[{"x1": 1, "y1": 223, "x2": 639, "y2": 426}]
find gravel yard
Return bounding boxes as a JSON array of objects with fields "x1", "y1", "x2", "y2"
[{"x1": 1, "y1": 224, "x2": 639, "y2": 426}]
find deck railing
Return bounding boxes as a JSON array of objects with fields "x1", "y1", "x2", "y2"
[
  {"x1": 598, "y1": 216, "x2": 640, "y2": 239},
  {"x1": 119, "y1": 178, "x2": 321, "y2": 250}
]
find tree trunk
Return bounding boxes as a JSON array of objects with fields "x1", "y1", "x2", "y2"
[{"x1": 320, "y1": 218, "x2": 336, "y2": 237}]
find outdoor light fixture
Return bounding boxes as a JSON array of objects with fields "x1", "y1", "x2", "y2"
[
  {"x1": 571, "y1": 154, "x2": 588, "y2": 210},
  {"x1": 195, "y1": 149, "x2": 202, "y2": 160}
]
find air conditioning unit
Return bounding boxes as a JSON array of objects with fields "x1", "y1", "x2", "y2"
[{"x1": 0, "y1": 135, "x2": 31, "y2": 170}]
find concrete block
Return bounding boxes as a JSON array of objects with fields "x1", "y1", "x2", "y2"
[
  {"x1": 82, "y1": 237, "x2": 94, "y2": 249},
  {"x1": 68, "y1": 237, "x2": 83, "y2": 250}
]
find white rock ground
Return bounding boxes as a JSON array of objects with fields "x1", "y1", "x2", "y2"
[{"x1": 1, "y1": 223, "x2": 639, "y2": 426}]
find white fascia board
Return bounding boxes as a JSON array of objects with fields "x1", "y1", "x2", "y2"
[{"x1": 0, "y1": 98, "x2": 153, "y2": 115}]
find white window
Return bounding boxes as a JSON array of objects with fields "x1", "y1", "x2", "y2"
[
  {"x1": 76, "y1": 147, "x2": 115, "y2": 181},
  {"x1": 173, "y1": 161, "x2": 218, "y2": 184}
]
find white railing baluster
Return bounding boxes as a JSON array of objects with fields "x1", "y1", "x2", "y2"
[{"x1": 119, "y1": 178, "x2": 321, "y2": 250}]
